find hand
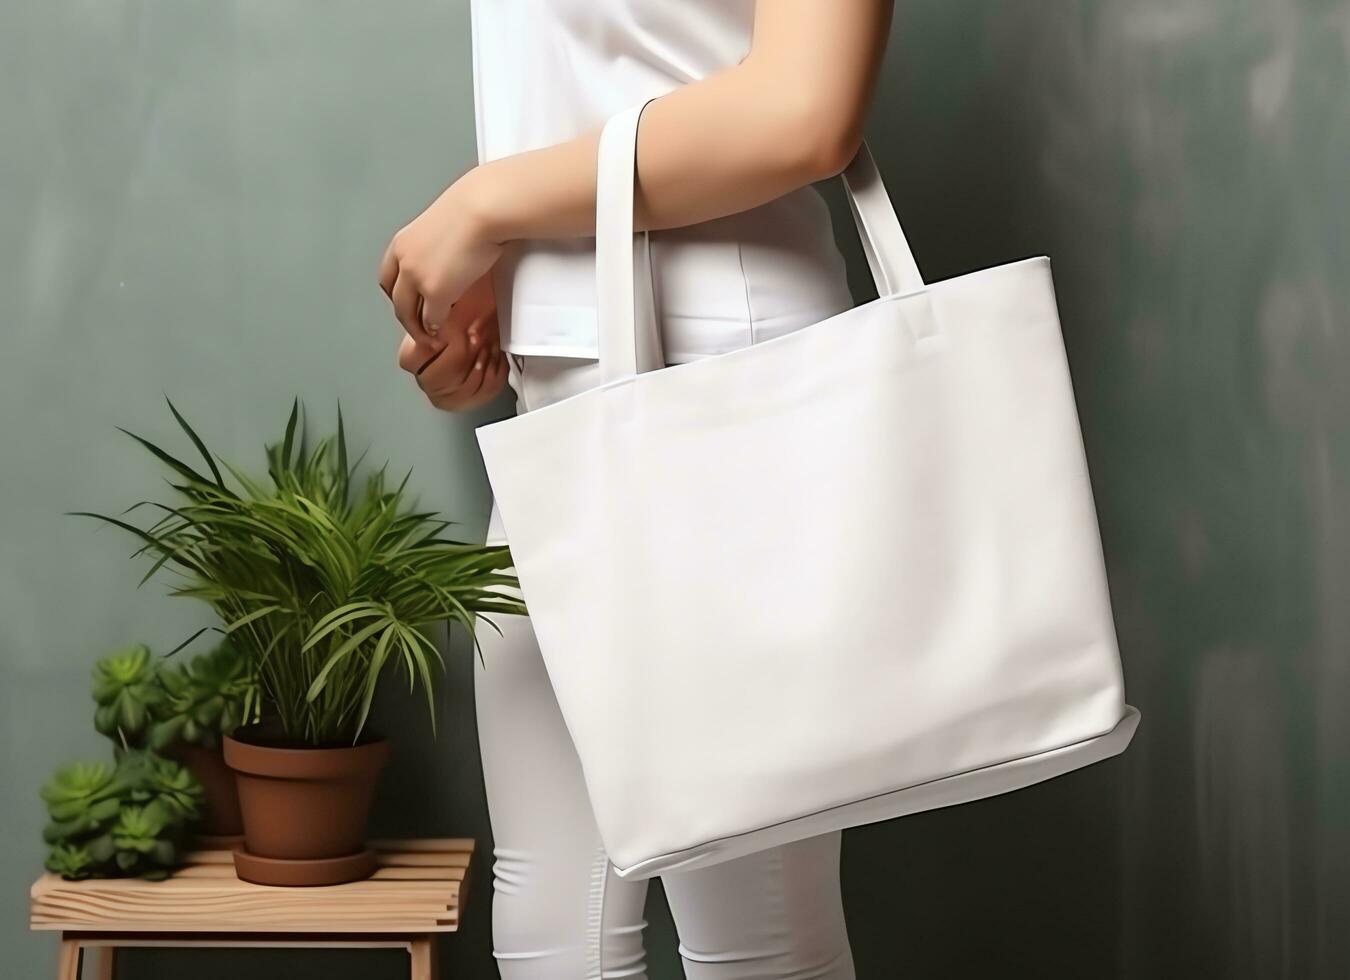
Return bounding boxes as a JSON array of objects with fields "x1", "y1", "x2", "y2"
[
  {"x1": 397, "y1": 272, "x2": 511, "y2": 412},
  {"x1": 378, "y1": 170, "x2": 502, "y2": 351}
]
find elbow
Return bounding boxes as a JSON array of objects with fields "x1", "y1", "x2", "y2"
[
  {"x1": 804, "y1": 124, "x2": 865, "y2": 182},
  {"x1": 781, "y1": 103, "x2": 866, "y2": 183}
]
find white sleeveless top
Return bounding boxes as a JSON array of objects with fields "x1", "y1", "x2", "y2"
[{"x1": 469, "y1": 0, "x2": 853, "y2": 363}]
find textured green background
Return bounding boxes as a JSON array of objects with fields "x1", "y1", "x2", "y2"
[{"x1": 4, "y1": 1, "x2": 1347, "y2": 977}]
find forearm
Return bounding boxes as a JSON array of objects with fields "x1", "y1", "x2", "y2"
[
  {"x1": 461, "y1": 0, "x2": 893, "y2": 245},
  {"x1": 462, "y1": 70, "x2": 832, "y2": 243}
]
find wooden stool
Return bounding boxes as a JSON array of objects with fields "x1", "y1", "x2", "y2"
[{"x1": 30, "y1": 838, "x2": 472, "y2": 979}]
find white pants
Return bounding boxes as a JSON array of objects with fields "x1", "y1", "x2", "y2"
[{"x1": 476, "y1": 354, "x2": 856, "y2": 980}]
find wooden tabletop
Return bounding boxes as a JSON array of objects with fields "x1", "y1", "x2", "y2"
[{"x1": 30, "y1": 838, "x2": 472, "y2": 935}]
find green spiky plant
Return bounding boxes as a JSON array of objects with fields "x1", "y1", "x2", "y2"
[
  {"x1": 77, "y1": 400, "x2": 524, "y2": 746},
  {"x1": 40, "y1": 756, "x2": 200, "y2": 880}
]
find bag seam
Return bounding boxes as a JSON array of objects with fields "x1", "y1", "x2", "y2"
[
  {"x1": 614, "y1": 707, "x2": 1137, "y2": 875},
  {"x1": 735, "y1": 240, "x2": 757, "y2": 344}
]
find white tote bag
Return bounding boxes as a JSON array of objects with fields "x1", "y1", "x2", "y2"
[{"x1": 477, "y1": 100, "x2": 1141, "y2": 879}]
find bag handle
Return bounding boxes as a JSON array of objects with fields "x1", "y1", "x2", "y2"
[{"x1": 597, "y1": 98, "x2": 926, "y2": 382}]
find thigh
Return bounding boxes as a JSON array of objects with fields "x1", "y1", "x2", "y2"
[
  {"x1": 474, "y1": 609, "x2": 650, "y2": 979},
  {"x1": 661, "y1": 832, "x2": 854, "y2": 980}
]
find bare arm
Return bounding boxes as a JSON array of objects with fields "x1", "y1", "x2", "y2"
[
  {"x1": 383, "y1": 0, "x2": 893, "y2": 410},
  {"x1": 463, "y1": 0, "x2": 894, "y2": 242}
]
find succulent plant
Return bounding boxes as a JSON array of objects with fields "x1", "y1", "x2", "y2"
[
  {"x1": 105, "y1": 803, "x2": 179, "y2": 879},
  {"x1": 38, "y1": 754, "x2": 199, "y2": 880},
  {"x1": 40, "y1": 762, "x2": 126, "y2": 843},
  {"x1": 117, "y1": 750, "x2": 203, "y2": 824},
  {"x1": 44, "y1": 843, "x2": 96, "y2": 880},
  {"x1": 150, "y1": 641, "x2": 250, "y2": 751},
  {"x1": 92, "y1": 645, "x2": 165, "y2": 748},
  {"x1": 42, "y1": 640, "x2": 225, "y2": 880}
]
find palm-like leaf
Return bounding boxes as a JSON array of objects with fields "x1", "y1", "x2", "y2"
[{"x1": 77, "y1": 400, "x2": 525, "y2": 744}]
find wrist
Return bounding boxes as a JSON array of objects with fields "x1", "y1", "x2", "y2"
[{"x1": 454, "y1": 164, "x2": 510, "y2": 246}]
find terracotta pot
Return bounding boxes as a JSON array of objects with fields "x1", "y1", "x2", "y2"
[
  {"x1": 223, "y1": 732, "x2": 389, "y2": 886},
  {"x1": 165, "y1": 742, "x2": 244, "y2": 839}
]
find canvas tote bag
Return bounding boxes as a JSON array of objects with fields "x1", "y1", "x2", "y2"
[{"x1": 476, "y1": 99, "x2": 1141, "y2": 879}]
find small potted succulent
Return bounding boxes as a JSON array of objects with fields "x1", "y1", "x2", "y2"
[
  {"x1": 80, "y1": 401, "x2": 523, "y2": 885},
  {"x1": 90, "y1": 641, "x2": 250, "y2": 839},
  {"x1": 40, "y1": 648, "x2": 207, "y2": 881},
  {"x1": 40, "y1": 754, "x2": 202, "y2": 880},
  {"x1": 151, "y1": 641, "x2": 250, "y2": 839},
  {"x1": 91, "y1": 645, "x2": 165, "y2": 748}
]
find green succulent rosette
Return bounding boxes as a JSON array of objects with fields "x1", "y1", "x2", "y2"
[
  {"x1": 44, "y1": 843, "x2": 96, "y2": 880},
  {"x1": 151, "y1": 641, "x2": 250, "y2": 751},
  {"x1": 92, "y1": 645, "x2": 165, "y2": 747},
  {"x1": 40, "y1": 762, "x2": 126, "y2": 844},
  {"x1": 116, "y1": 750, "x2": 203, "y2": 824},
  {"x1": 38, "y1": 753, "x2": 200, "y2": 880},
  {"x1": 104, "y1": 803, "x2": 179, "y2": 879}
]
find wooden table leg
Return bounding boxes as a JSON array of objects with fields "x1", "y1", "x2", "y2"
[
  {"x1": 56, "y1": 935, "x2": 81, "y2": 980},
  {"x1": 409, "y1": 935, "x2": 438, "y2": 980},
  {"x1": 94, "y1": 946, "x2": 115, "y2": 980}
]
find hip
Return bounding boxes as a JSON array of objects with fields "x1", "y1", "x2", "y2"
[
  {"x1": 482, "y1": 293, "x2": 836, "y2": 548},
  {"x1": 484, "y1": 355, "x2": 605, "y2": 547},
  {"x1": 493, "y1": 186, "x2": 853, "y2": 362}
]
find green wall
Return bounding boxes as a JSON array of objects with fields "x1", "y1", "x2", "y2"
[{"x1": 3, "y1": 2, "x2": 1347, "y2": 978}]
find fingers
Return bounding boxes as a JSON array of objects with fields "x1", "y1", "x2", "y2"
[
  {"x1": 461, "y1": 345, "x2": 510, "y2": 407},
  {"x1": 377, "y1": 241, "x2": 398, "y2": 300},
  {"x1": 408, "y1": 327, "x2": 475, "y2": 386},
  {"x1": 423, "y1": 340, "x2": 488, "y2": 404},
  {"x1": 448, "y1": 345, "x2": 509, "y2": 410},
  {"x1": 466, "y1": 308, "x2": 498, "y2": 351},
  {"x1": 390, "y1": 271, "x2": 442, "y2": 351},
  {"x1": 397, "y1": 334, "x2": 440, "y2": 376},
  {"x1": 431, "y1": 272, "x2": 497, "y2": 344},
  {"x1": 426, "y1": 340, "x2": 508, "y2": 412},
  {"x1": 388, "y1": 255, "x2": 503, "y2": 412},
  {"x1": 420, "y1": 293, "x2": 454, "y2": 339},
  {"x1": 465, "y1": 297, "x2": 501, "y2": 358},
  {"x1": 426, "y1": 294, "x2": 479, "y2": 346},
  {"x1": 414, "y1": 332, "x2": 477, "y2": 399},
  {"x1": 481, "y1": 343, "x2": 509, "y2": 394}
]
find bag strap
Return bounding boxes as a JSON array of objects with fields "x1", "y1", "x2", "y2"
[
  {"x1": 841, "y1": 144, "x2": 926, "y2": 299},
  {"x1": 597, "y1": 98, "x2": 926, "y2": 382},
  {"x1": 595, "y1": 100, "x2": 658, "y2": 382}
]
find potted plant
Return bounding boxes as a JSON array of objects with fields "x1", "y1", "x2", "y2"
[
  {"x1": 150, "y1": 640, "x2": 251, "y2": 840},
  {"x1": 40, "y1": 754, "x2": 202, "y2": 880},
  {"x1": 90, "y1": 641, "x2": 251, "y2": 839},
  {"x1": 79, "y1": 401, "x2": 523, "y2": 885},
  {"x1": 91, "y1": 644, "x2": 165, "y2": 749}
]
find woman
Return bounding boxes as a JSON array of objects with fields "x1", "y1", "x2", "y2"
[{"x1": 380, "y1": 1, "x2": 893, "y2": 976}]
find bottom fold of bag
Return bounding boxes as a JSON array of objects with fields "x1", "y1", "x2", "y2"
[{"x1": 609, "y1": 703, "x2": 1142, "y2": 880}]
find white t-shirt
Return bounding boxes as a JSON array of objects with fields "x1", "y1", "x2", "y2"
[{"x1": 469, "y1": 0, "x2": 853, "y2": 363}]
